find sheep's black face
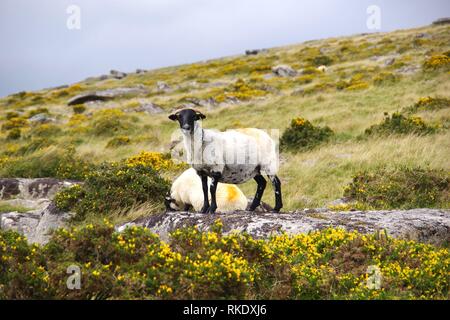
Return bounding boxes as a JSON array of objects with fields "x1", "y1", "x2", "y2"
[{"x1": 169, "y1": 108, "x2": 206, "y2": 134}]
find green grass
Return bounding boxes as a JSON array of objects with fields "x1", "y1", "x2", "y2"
[{"x1": 0, "y1": 202, "x2": 30, "y2": 213}]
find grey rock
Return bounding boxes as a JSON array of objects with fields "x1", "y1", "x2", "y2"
[
  {"x1": 28, "y1": 113, "x2": 55, "y2": 123},
  {"x1": 415, "y1": 33, "x2": 431, "y2": 39},
  {"x1": 0, "y1": 178, "x2": 21, "y2": 199},
  {"x1": 110, "y1": 69, "x2": 127, "y2": 79},
  {"x1": 134, "y1": 102, "x2": 164, "y2": 114},
  {"x1": 117, "y1": 209, "x2": 450, "y2": 245},
  {"x1": 0, "y1": 178, "x2": 78, "y2": 244},
  {"x1": 156, "y1": 81, "x2": 171, "y2": 92},
  {"x1": 327, "y1": 197, "x2": 352, "y2": 206},
  {"x1": 136, "y1": 68, "x2": 147, "y2": 74},
  {"x1": 181, "y1": 97, "x2": 218, "y2": 109},
  {"x1": 0, "y1": 203, "x2": 73, "y2": 244},
  {"x1": 384, "y1": 57, "x2": 396, "y2": 66},
  {"x1": 272, "y1": 65, "x2": 298, "y2": 77},
  {"x1": 396, "y1": 65, "x2": 420, "y2": 75},
  {"x1": 0, "y1": 178, "x2": 78, "y2": 200},
  {"x1": 245, "y1": 49, "x2": 267, "y2": 55},
  {"x1": 67, "y1": 87, "x2": 148, "y2": 105},
  {"x1": 432, "y1": 17, "x2": 450, "y2": 25}
]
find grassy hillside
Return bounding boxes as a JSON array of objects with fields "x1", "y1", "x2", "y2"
[{"x1": 1, "y1": 23, "x2": 449, "y2": 216}]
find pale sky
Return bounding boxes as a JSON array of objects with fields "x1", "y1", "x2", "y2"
[{"x1": 0, "y1": 0, "x2": 449, "y2": 97}]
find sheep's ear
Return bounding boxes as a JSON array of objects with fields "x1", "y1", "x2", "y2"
[
  {"x1": 168, "y1": 113, "x2": 179, "y2": 121},
  {"x1": 195, "y1": 111, "x2": 206, "y2": 120}
]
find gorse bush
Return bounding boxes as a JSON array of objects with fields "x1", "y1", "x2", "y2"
[
  {"x1": 364, "y1": 112, "x2": 437, "y2": 136},
  {"x1": 54, "y1": 159, "x2": 170, "y2": 220},
  {"x1": 280, "y1": 117, "x2": 334, "y2": 152},
  {"x1": 0, "y1": 221, "x2": 448, "y2": 299},
  {"x1": 214, "y1": 78, "x2": 268, "y2": 103},
  {"x1": 403, "y1": 96, "x2": 450, "y2": 113},
  {"x1": 90, "y1": 109, "x2": 133, "y2": 136},
  {"x1": 105, "y1": 136, "x2": 131, "y2": 149},
  {"x1": 422, "y1": 53, "x2": 450, "y2": 71},
  {"x1": 373, "y1": 72, "x2": 398, "y2": 86},
  {"x1": 309, "y1": 55, "x2": 333, "y2": 67},
  {"x1": 343, "y1": 167, "x2": 450, "y2": 209}
]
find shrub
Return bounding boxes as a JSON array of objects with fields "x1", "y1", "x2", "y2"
[
  {"x1": 125, "y1": 151, "x2": 187, "y2": 172},
  {"x1": 1, "y1": 117, "x2": 28, "y2": 131},
  {"x1": 0, "y1": 222, "x2": 448, "y2": 299},
  {"x1": 336, "y1": 73, "x2": 370, "y2": 91},
  {"x1": 343, "y1": 167, "x2": 449, "y2": 209},
  {"x1": 73, "y1": 105, "x2": 86, "y2": 114},
  {"x1": 5, "y1": 112, "x2": 20, "y2": 120},
  {"x1": 296, "y1": 75, "x2": 314, "y2": 85},
  {"x1": 423, "y1": 54, "x2": 450, "y2": 71},
  {"x1": 17, "y1": 138, "x2": 55, "y2": 155},
  {"x1": 280, "y1": 117, "x2": 334, "y2": 152},
  {"x1": 345, "y1": 82, "x2": 369, "y2": 91},
  {"x1": 106, "y1": 136, "x2": 131, "y2": 149},
  {"x1": 403, "y1": 96, "x2": 450, "y2": 113},
  {"x1": 54, "y1": 161, "x2": 170, "y2": 220},
  {"x1": 373, "y1": 72, "x2": 398, "y2": 86},
  {"x1": 309, "y1": 55, "x2": 333, "y2": 66},
  {"x1": 0, "y1": 147, "x2": 90, "y2": 180},
  {"x1": 214, "y1": 79, "x2": 267, "y2": 103},
  {"x1": 29, "y1": 124, "x2": 62, "y2": 138},
  {"x1": 90, "y1": 109, "x2": 132, "y2": 136},
  {"x1": 6, "y1": 128, "x2": 21, "y2": 140},
  {"x1": 364, "y1": 112, "x2": 437, "y2": 136}
]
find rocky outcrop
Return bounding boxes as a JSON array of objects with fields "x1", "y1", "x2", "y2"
[
  {"x1": 0, "y1": 178, "x2": 76, "y2": 244},
  {"x1": 0, "y1": 178, "x2": 76, "y2": 200},
  {"x1": 272, "y1": 65, "x2": 298, "y2": 77},
  {"x1": 117, "y1": 209, "x2": 450, "y2": 245},
  {"x1": 432, "y1": 17, "x2": 450, "y2": 25},
  {"x1": 1, "y1": 203, "x2": 73, "y2": 244},
  {"x1": 67, "y1": 86, "x2": 148, "y2": 105}
]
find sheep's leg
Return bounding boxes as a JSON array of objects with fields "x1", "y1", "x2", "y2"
[
  {"x1": 199, "y1": 173, "x2": 210, "y2": 213},
  {"x1": 268, "y1": 175, "x2": 283, "y2": 212},
  {"x1": 207, "y1": 172, "x2": 221, "y2": 214},
  {"x1": 249, "y1": 174, "x2": 267, "y2": 211}
]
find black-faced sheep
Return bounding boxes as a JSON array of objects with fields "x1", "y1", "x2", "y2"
[{"x1": 168, "y1": 108, "x2": 282, "y2": 214}]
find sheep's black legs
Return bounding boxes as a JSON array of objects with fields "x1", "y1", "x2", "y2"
[
  {"x1": 207, "y1": 172, "x2": 221, "y2": 214},
  {"x1": 249, "y1": 174, "x2": 267, "y2": 211},
  {"x1": 199, "y1": 173, "x2": 210, "y2": 213},
  {"x1": 268, "y1": 175, "x2": 282, "y2": 212}
]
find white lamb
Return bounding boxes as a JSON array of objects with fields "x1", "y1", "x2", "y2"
[
  {"x1": 317, "y1": 65, "x2": 328, "y2": 73},
  {"x1": 165, "y1": 168, "x2": 248, "y2": 212},
  {"x1": 168, "y1": 108, "x2": 282, "y2": 214}
]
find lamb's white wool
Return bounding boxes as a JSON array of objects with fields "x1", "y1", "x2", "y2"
[
  {"x1": 181, "y1": 122, "x2": 279, "y2": 183},
  {"x1": 317, "y1": 65, "x2": 328, "y2": 72},
  {"x1": 170, "y1": 168, "x2": 247, "y2": 211}
]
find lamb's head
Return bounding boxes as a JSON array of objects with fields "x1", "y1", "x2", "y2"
[{"x1": 169, "y1": 108, "x2": 206, "y2": 134}]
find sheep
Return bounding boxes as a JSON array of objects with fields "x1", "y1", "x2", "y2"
[
  {"x1": 165, "y1": 168, "x2": 248, "y2": 212},
  {"x1": 317, "y1": 65, "x2": 328, "y2": 73},
  {"x1": 168, "y1": 108, "x2": 282, "y2": 214}
]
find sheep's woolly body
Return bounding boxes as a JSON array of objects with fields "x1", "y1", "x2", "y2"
[
  {"x1": 317, "y1": 65, "x2": 328, "y2": 72},
  {"x1": 170, "y1": 168, "x2": 248, "y2": 211},
  {"x1": 182, "y1": 122, "x2": 279, "y2": 184}
]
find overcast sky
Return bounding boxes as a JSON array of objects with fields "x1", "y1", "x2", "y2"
[{"x1": 0, "y1": 0, "x2": 449, "y2": 97}]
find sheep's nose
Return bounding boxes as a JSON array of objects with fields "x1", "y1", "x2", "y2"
[{"x1": 182, "y1": 124, "x2": 191, "y2": 130}]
